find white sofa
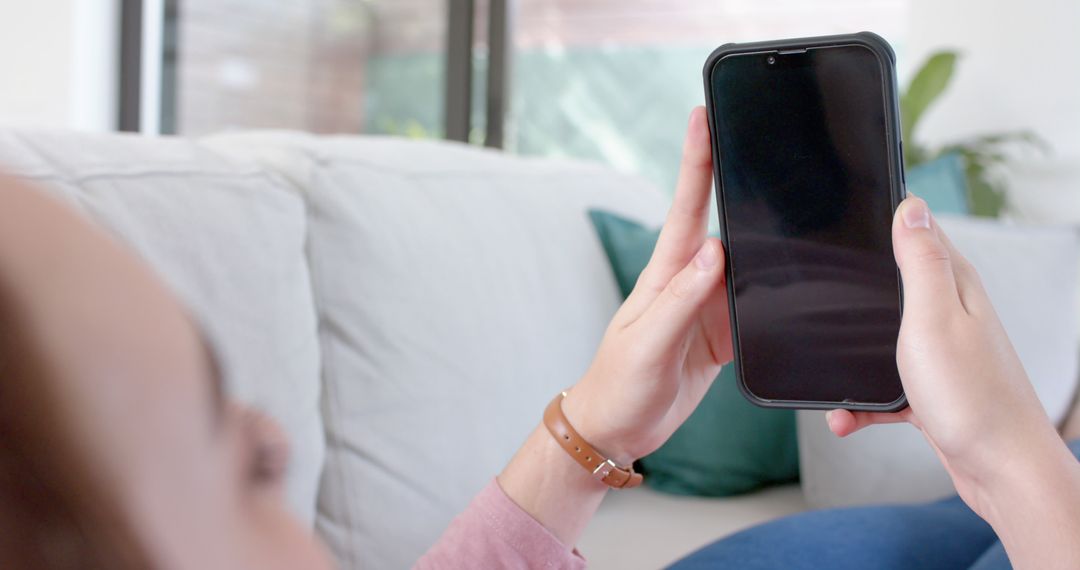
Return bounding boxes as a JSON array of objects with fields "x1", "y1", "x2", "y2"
[{"x1": 1, "y1": 129, "x2": 1075, "y2": 569}]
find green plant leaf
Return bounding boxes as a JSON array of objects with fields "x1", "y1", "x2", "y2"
[
  {"x1": 900, "y1": 51, "x2": 958, "y2": 146},
  {"x1": 899, "y1": 53, "x2": 1050, "y2": 219},
  {"x1": 965, "y1": 131, "x2": 1051, "y2": 154},
  {"x1": 966, "y1": 166, "x2": 1007, "y2": 217},
  {"x1": 903, "y1": 140, "x2": 932, "y2": 168},
  {"x1": 940, "y1": 146, "x2": 1007, "y2": 217}
]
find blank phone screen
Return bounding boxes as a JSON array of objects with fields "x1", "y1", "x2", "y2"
[{"x1": 709, "y1": 44, "x2": 904, "y2": 405}]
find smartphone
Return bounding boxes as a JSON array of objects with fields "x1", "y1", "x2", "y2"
[{"x1": 702, "y1": 32, "x2": 907, "y2": 411}]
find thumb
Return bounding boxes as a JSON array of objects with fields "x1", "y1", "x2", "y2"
[
  {"x1": 893, "y1": 197, "x2": 962, "y2": 316},
  {"x1": 637, "y1": 238, "x2": 725, "y2": 346}
]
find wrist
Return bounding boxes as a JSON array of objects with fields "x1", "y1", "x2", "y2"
[
  {"x1": 957, "y1": 426, "x2": 1077, "y2": 522},
  {"x1": 960, "y1": 433, "x2": 1080, "y2": 566},
  {"x1": 496, "y1": 424, "x2": 609, "y2": 547},
  {"x1": 559, "y1": 387, "x2": 637, "y2": 466}
]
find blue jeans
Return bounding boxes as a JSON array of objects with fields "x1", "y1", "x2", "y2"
[{"x1": 670, "y1": 439, "x2": 1080, "y2": 570}]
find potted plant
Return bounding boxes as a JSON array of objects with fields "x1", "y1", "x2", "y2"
[{"x1": 901, "y1": 51, "x2": 1047, "y2": 217}]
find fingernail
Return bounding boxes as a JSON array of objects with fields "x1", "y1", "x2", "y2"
[
  {"x1": 694, "y1": 241, "x2": 718, "y2": 270},
  {"x1": 825, "y1": 410, "x2": 834, "y2": 424},
  {"x1": 689, "y1": 106, "x2": 705, "y2": 128},
  {"x1": 902, "y1": 199, "x2": 931, "y2": 229}
]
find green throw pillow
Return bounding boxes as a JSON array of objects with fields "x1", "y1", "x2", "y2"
[{"x1": 588, "y1": 210, "x2": 799, "y2": 496}]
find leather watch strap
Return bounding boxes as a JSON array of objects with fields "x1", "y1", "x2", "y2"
[{"x1": 543, "y1": 392, "x2": 643, "y2": 489}]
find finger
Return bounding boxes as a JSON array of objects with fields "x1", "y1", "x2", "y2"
[
  {"x1": 826, "y1": 408, "x2": 914, "y2": 437},
  {"x1": 930, "y1": 218, "x2": 991, "y2": 316},
  {"x1": 636, "y1": 107, "x2": 713, "y2": 297},
  {"x1": 893, "y1": 197, "x2": 962, "y2": 318},
  {"x1": 636, "y1": 238, "x2": 725, "y2": 349}
]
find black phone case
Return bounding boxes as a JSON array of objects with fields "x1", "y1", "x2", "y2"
[{"x1": 702, "y1": 32, "x2": 908, "y2": 412}]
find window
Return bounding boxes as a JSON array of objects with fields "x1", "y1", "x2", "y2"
[
  {"x1": 506, "y1": 0, "x2": 909, "y2": 191},
  {"x1": 130, "y1": 0, "x2": 908, "y2": 193},
  {"x1": 163, "y1": 0, "x2": 447, "y2": 137}
]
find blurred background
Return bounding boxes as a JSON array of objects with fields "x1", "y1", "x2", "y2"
[{"x1": 0, "y1": 0, "x2": 1077, "y2": 222}]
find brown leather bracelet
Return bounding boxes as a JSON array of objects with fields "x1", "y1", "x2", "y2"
[{"x1": 543, "y1": 392, "x2": 643, "y2": 489}]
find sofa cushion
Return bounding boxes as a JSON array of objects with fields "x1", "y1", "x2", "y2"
[
  {"x1": 0, "y1": 130, "x2": 325, "y2": 525},
  {"x1": 205, "y1": 133, "x2": 669, "y2": 569},
  {"x1": 798, "y1": 214, "x2": 1080, "y2": 508}
]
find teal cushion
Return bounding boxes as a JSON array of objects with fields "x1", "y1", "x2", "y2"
[
  {"x1": 906, "y1": 153, "x2": 970, "y2": 215},
  {"x1": 588, "y1": 210, "x2": 799, "y2": 496}
]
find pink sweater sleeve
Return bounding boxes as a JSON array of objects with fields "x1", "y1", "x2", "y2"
[{"x1": 414, "y1": 479, "x2": 587, "y2": 569}]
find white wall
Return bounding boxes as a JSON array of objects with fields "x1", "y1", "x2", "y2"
[
  {"x1": 0, "y1": 0, "x2": 118, "y2": 131},
  {"x1": 904, "y1": 0, "x2": 1080, "y2": 223}
]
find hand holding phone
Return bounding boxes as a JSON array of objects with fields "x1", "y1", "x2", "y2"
[
  {"x1": 830, "y1": 197, "x2": 1080, "y2": 568},
  {"x1": 498, "y1": 108, "x2": 732, "y2": 550},
  {"x1": 559, "y1": 107, "x2": 731, "y2": 466}
]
